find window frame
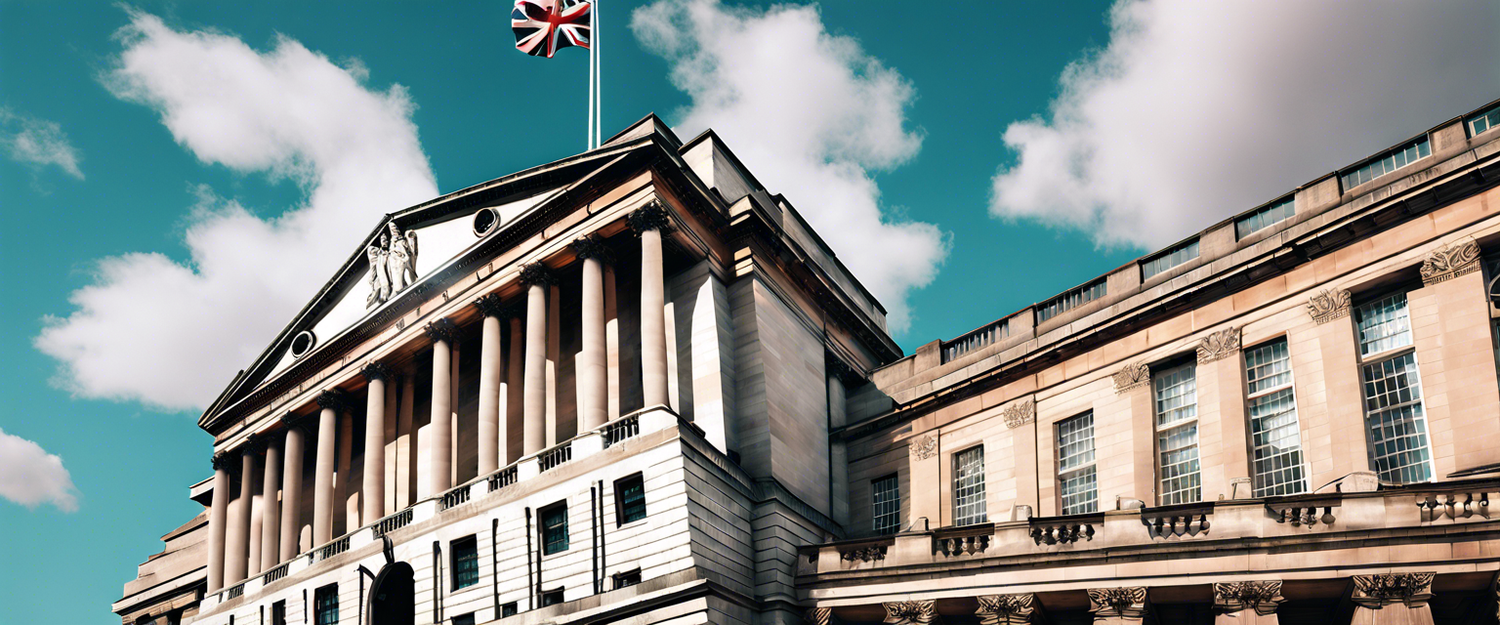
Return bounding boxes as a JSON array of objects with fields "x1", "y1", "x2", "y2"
[
  {"x1": 1242, "y1": 337, "x2": 1309, "y2": 497},
  {"x1": 614, "y1": 473, "x2": 647, "y2": 527},
  {"x1": 1235, "y1": 196, "x2": 1296, "y2": 240},
  {"x1": 1140, "y1": 239, "x2": 1201, "y2": 281},
  {"x1": 1469, "y1": 102, "x2": 1500, "y2": 137},
  {"x1": 1352, "y1": 289, "x2": 1434, "y2": 484},
  {"x1": 1037, "y1": 279, "x2": 1108, "y2": 323},
  {"x1": 313, "y1": 583, "x2": 339, "y2": 625},
  {"x1": 540, "y1": 501, "x2": 570, "y2": 556},
  {"x1": 501, "y1": 602, "x2": 518, "y2": 618},
  {"x1": 1153, "y1": 360, "x2": 1203, "y2": 506},
  {"x1": 270, "y1": 601, "x2": 286, "y2": 625},
  {"x1": 951, "y1": 445, "x2": 988, "y2": 526},
  {"x1": 1056, "y1": 411, "x2": 1098, "y2": 515},
  {"x1": 541, "y1": 588, "x2": 565, "y2": 607},
  {"x1": 1340, "y1": 137, "x2": 1432, "y2": 190},
  {"x1": 870, "y1": 473, "x2": 901, "y2": 535},
  {"x1": 612, "y1": 568, "x2": 643, "y2": 590},
  {"x1": 449, "y1": 534, "x2": 479, "y2": 591}
]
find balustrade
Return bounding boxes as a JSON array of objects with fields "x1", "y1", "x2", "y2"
[
  {"x1": 1417, "y1": 491, "x2": 1491, "y2": 522},
  {"x1": 1028, "y1": 515, "x2": 1099, "y2": 545},
  {"x1": 373, "y1": 509, "x2": 414, "y2": 537},
  {"x1": 439, "y1": 485, "x2": 472, "y2": 511},
  {"x1": 314, "y1": 535, "x2": 350, "y2": 562},
  {"x1": 934, "y1": 525, "x2": 992, "y2": 556},
  {"x1": 1141, "y1": 503, "x2": 1212, "y2": 539},
  {"x1": 488, "y1": 465, "x2": 519, "y2": 492},
  {"x1": 603, "y1": 414, "x2": 641, "y2": 448},
  {"x1": 539, "y1": 442, "x2": 574, "y2": 472}
]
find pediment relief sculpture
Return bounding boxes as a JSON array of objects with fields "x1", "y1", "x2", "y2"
[{"x1": 366, "y1": 222, "x2": 421, "y2": 309}]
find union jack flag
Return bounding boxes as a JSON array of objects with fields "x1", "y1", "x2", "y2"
[{"x1": 512, "y1": 0, "x2": 592, "y2": 58}]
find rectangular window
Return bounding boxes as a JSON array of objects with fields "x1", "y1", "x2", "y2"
[
  {"x1": 614, "y1": 474, "x2": 647, "y2": 526},
  {"x1": 1141, "y1": 239, "x2": 1200, "y2": 281},
  {"x1": 1341, "y1": 137, "x2": 1431, "y2": 189},
  {"x1": 541, "y1": 502, "x2": 569, "y2": 555},
  {"x1": 501, "y1": 602, "x2": 518, "y2": 618},
  {"x1": 612, "y1": 569, "x2": 642, "y2": 589},
  {"x1": 542, "y1": 588, "x2": 565, "y2": 607},
  {"x1": 450, "y1": 535, "x2": 479, "y2": 590},
  {"x1": 1037, "y1": 279, "x2": 1108, "y2": 323},
  {"x1": 1470, "y1": 102, "x2": 1500, "y2": 136},
  {"x1": 1154, "y1": 363, "x2": 1202, "y2": 505},
  {"x1": 1057, "y1": 412, "x2": 1098, "y2": 515},
  {"x1": 871, "y1": 474, "x2": 901, "y2": 534},
  {"x1": 452, "y1": 614, "x2": 476, "y2": 625},
  {"x1": 314, "y1": 584, "x2": 339, "y2": 625},
  {"x1": 1362, "y1": 351, "x2": 1433, "y2": 483},
  {"x1": 1235, "y1": 197, "x2": 1295, "y2": 239},
  {"x1": 1244, "y1": 339, "x2": 1307, "y2": 496},
  {"x1": 1356, "y1": 293, "x2": 1413, "y2": 356},
  {"x1": 952, "y1": 446, "x2": 987, "y2": 526},
  {"x1": 270, "y1": 601, "x2": 286, "y2": 625}
]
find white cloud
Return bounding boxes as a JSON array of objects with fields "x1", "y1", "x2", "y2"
[
  {"x1": 0, "y1": 429, "x2": 79, "y2": 512},
  {"x1": 1, "y1": 109, "x2": 83, "y2": 178},
  {"x1": 35, "y1": 10, "x2": 437, "y2": 412},
  {"x1": 632, "y1": 0, "x2": 947, "y2": 332},
  {"x1": 990, "y1": 0, "x2": 1500, "y2": 250}
]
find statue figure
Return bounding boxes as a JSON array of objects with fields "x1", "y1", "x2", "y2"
[
  {"x1": 365, "y1": 244, "x2": 390, "y2": 309},
  {"x1": 385, "y1": 222, "x2": 419, "y2": 292}
]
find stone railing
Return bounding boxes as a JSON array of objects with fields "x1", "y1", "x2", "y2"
[
  {"x1": 1029, "y1": 515, "x2": 1099, "y2": 545},
  {"x1": 539, "y1": 441, "x2": 574, "y2": 473},
  {"x1": 942, "y1": 320, "x2": 1008, "y2": 363},
  {"x1": 1141, "y1": 503, "x2": 1212, "y2": 539},
  {"x1": 1416, "y1": 491, "x2": 1491, "y2": 523},
  {"x1": 488, "y1": 465, "x2": 519, "y2": 492},
  {"x1": 225, "y1": 584, "x2": 244, "y2": 600},
  {"x1": 837, "y1": 537, "x2": 894, "y2": 564},
  {"x1": 373, "y1": 509, "x2": 414, "y2": 538},
  {"x1": 314, "y1": 535, "x2": 350, "y2": 562},
  {"x1": 934, "y1": 524, "x2": 993, "y2": 556},
  {"x1": 439, "y1": 485, "x2": 472, "y2": 511},
  {"x1": 263, "y1": 563, "x2": 289, "y2": 584},
  {"x1": 603, "y1": 414, "x2": 641, "y2": 448},
  {"x1": 1265, "y1": 496, "x2": 1340, "y2": 528}
]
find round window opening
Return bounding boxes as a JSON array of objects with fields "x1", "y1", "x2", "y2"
[
  {"x1": 472, "y1": 207, "x2": 500, "y2": 237},
  {"x1": 290, "y1": 330, "x2": 317, "y2": 358}
]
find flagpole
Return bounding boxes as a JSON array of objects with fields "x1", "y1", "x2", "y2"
[
  {"x1": 594, "y1": 0, "x2": 601, "y2": 148},
  {"x1": 587, "y1": 0, "x2": 595, "y2": 150}
]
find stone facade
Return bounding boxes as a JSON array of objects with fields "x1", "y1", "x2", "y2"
[{"x1": 116, "y1": 99, "x2": 1500, "y2": 625}]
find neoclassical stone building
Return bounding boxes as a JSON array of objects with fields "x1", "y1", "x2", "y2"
[{"x1": 117, "y1": 97, "x2": 1500, "y2": 625}]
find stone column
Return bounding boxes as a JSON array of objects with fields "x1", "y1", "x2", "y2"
[
  {"x1": 630, "y1": 203, "x2": 671, "y2": 408},
  {"x1": 474, "y1": 294, "x2": 506, "y2": 475},
  {"x1": 506, "y1": 315, "x2": 525, "y2": 463},
  {"x1": 521, "y1": 264, "x2": 556, "y2": 455},
  {"x1": 279, "y1": 415, "x2": 307, "y2": 561},
  {"x1": 574, "y1": 236, "x2": 611, "y2": 432},
  {"x1": 1351, "y1": 573, "x2": 1436, "y2": 625},
  {"x1": 258, "y1": 436, "x2": 281, "y2": 573},
  {"x1": 336, "y1": 409, "x2": 354, "y2": 535},
  {"x1": 362, "y1": 363, "x2": 391, "y2": 523},
  {"x1": 312, "y1": 391, "x2": 344, "y2": 547},
  {"x1": 207, "y1": 453, "x2": 230, "y2": 593},
  {"x1": 882, "y1": 600, "x2": 936, "y2": 625},
  {"x1": 245, "y1": 448, "x2": 263, "y2": 577},
  {"x1": 226, "y1": 447, "x2": 255, "y2": 584},
  {"x1": 976, "y1": 594, "x2": 1038, "y2": 624},
  {"x1": 1212, "y1": 581, "x2": 1283, "y2": 625},
  {"x1": 425, "y1": 319, "x2": 460, "y2": 495},
  {"x1": 1087, "y1": 587, "x2": 1148, "y2": 624}
]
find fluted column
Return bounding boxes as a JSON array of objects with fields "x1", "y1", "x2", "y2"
[
  {"x1": 278, "y1": 415, "x2": 306, "y2": 561},
  {"x1": 574, "y1": 236, "x2": 610, "y2": 431},
  {"x1": 225, "y1": 447, "x2": 254, "y2": 584},
  {"x1": 207, "y1": 453, "x2": 230, "y2": 593},
  {"x1": 1213, "y1": 581, "x2": 1283, "y2": 625},
  {"x1": 425, "y1": 319, "x2": 459, "y2": 495},
  {"x1": 475, "y1": 294, "x2": 506, "y2": 474},
  {"x1": 362, "y1": 362, "x2": 391, "y2": 523},
  {"x1": 630, "y1": 203, "x2": 671, "y2": 407},
  {"x1": 312, "y1": 391, "x2": 344, "y2": 546},
  {"x1": 258, "y1": 436, "x2": 281, "y2": 573},
  {"x1": 521, "y1": 264, "x2": 555, "y2": 454}
]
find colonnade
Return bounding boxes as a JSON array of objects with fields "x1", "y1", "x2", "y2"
[{"x1": 205, "y1": 205, "x2": 671, "y2": 593}]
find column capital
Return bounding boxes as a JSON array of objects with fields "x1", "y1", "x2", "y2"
[
  {"x1": 212, "y1": 451, "x2": 234, "y2": 472},
  {"x1": 627, "y1": 200, "x2": 672, "y2": 234},
  {"x1": 424, "y1": 317, "x2": 461, "y2": 345},
  {"x1": 977, "y1": 593, "x2": 1037, "y2": 624},
  {"x1": 1352, "y1": 572, "x2": 1435, "y2": 608},
  {"x1": 518, "y1": 263, "x2": 558, "y2": 287},
  {"x1": 244, "y1": 435, "x2": 269, "y2": 455},
  {"x1": 315, "y1": 389, "x2": 352, "y2": 412},
  {"x1": 279, "y1": 411, "x2": 313, "y2": 432},
  {"x1": 1087, "y1": 587, "x2": 1148, "y2": 619},
  {"x1": 573, "y1": 234, "x2": 615, "y2": 264},
  {"x1": 361, "y1": 361, "x2": 394, "y2": 383},
  {"x1": 882, "y1": 600, "x2": 936, "y2": 625},
  {"x1": 473, "y1": 293, "x2": 507, "y2": 318},
  {"x1": 1213, "y1": 581, "x2": 1283, "y2": 616}
]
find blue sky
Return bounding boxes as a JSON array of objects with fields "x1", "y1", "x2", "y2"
[{"x1": 0, "y1": 1, "x2": 1495, "y2": 622}]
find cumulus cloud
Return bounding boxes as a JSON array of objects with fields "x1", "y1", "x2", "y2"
[
  {"x1": 1, "y1": 109, "x2": 83, "y2": 178},
  {"x1": 35, "y1": 10, "x2": 437, "y2": 412},
  {"x1": 632, "y1": 0, "x2": 947, "y2": 331},
  {"x1": 0, "y1": 429, "x2": 79, "y2": 512},
  {"x1": 991, "y1": 0, "x2": 1500, "y2": 250}
]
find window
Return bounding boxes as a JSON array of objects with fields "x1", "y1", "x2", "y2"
[
  {"x1": 871, "y1": 474, "x2": 901, "y2": 534},
  {"x1": 1235, "y1": 197, "x2": 1295, "y2": 239},
  {"x1": 450, "y1": 535, "x2": 479, "y2": 590},
  {"x1": 314, "y1": 584, "x2": 339, "y2": 625},
  {"x1": 1342, "y1": 138, "x2": 1431, "y2": 189},
  {"x1": 1141, "y1": 239, "x2": 1200, "y2": 281},
  {"x1": 612, "y1": 569, "x2": 642, "y2": 590},
  {"x1": 1057, "y1": 412, "x2": 1098, "y2": 515},
  {"x1": 501, "y1": 602, "x2": 518, "y2": 618},
  {"x1": 270, "y1": 601, "x2": 286, "y2": 625},
  {"x1": 1354, "y1": 293, "x2": 1433, "y2": 484},
  {"x1": 542, "y1": 588, "x2": 565, "y2": 607},
  {"x1": 1244, "y1": 339, "x2": 1308, "y2": 496},
  {"x1": 1155, "y1": 363, "x2": 1202, "y2": 505},
  {"x1": 952, "y1": 446, "x2": 987, "y2": 526},
  {"x1": 615, "y1": 474, "x2": 647, "y2": 526},
  {"x1": 1037, "y1": 279, "x2": 1107, "y2": 323},
  {"x1": 1356, "y1": 293, "x2": 1413, "y2": 356},
  {"x1": 452, "y1": 614, "x2": 476, "y2": 625},
  {"x1": 541, "y1": 502, "x2": 569, "y2": 555},
  {"x1": 1470, "y1": 102, "x2": 1500, "y2": 136}
]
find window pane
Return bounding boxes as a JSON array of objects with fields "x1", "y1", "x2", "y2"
[
  {"x1": 1057, "y1": 412, "x2": 1097, "y2": 515},
  {"x1": 871, "y1": 474, "x2": 901, "y2": 534},
  {"x1": 1245, "y1": 339, "x2": 1307, "y2": 496},
  {"x1": 616, "y1": 475, "x2": 647, "y2": 526},
  {"x1": 1342, "y1": 138, "x2": 1430, "y2": 189},
  {"x1": 1157, "y1": 423, "x2": 1201, "y2": 505},
  {"x1": 1142, "y1": 240, "x2": 1200, "y2": 280},
  {"x1": 952, "y1": 447, "x2": 987, "y2": 526},
  {"x1": 451, "y1": 536, "x2": 479, "y2": 590},
  {"x1": 314, "y1": 585, "x2": 339, "y2": 625},
  {"x1": 542, "y1": 505, "x2": 569, "y2": 555},
  {"x1": 1355, "y1": 293, "x2": 1412, "y2": 356},
  {"x1": 1154, "y1": 363, "x2": 1198, "y2": 427},
  {"x1": 1362, "y1": 352, "x2": 1432, "y2": 483}
]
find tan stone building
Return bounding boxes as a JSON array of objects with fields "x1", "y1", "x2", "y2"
[{"x1": 118, "y1": 97, "x2": 1500, "y2": 625}]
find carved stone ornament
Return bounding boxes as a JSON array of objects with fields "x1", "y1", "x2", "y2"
[
  {"x1": 572, "y1": 234, "x2": 614, "y2": 264},
  {"x1": 473, "y1": 293, "x2": 506, "y2": 318},
  {"x1": 518, "y1": 262, "x2": 558, "y2": 287},
  {"x1": 976, "y1": 594, "x2": 1036, "y2": 625},
  {"x1": 1002, "y1": 398, "x2": 1035, "y2": 429},
  {"x1": 909, "y1": 435, "x2": 938, "y2": 460},
  {"x1": 1419, "y1": 239, "x2": 1481, "y2": 285},
  {"x1": 1196, "y1": 327, "x2": 1242, "y2": 364},
  {"x1": 315, "y1": 389, "x2": 350, "y2": 412},
  {"x1": 1112, "y1": 363, "x2": 1151, "y2": 394},
  {"x1": 364, "y1": 222, "x2": 420, "y2": 310},
  {"x1": 361, "y1": 361, "x2": 393, "y2": 383},
  {"x1": 1213, "y1": 581, "x2": 1283, "y2": 616},
  {"x1": 839, "y1": 545, "x2": 886, "y2": 562},
  {"x1": 1087, "y1": 587, "x2": 1148, "y2": 618},
  {"x1": 627, "y1": 200, "x2": 672, "y2": 234},
  {"x1": 805, "y1": 607, "x2": 835, "y2": 625},
  {"x1": 424, "y1": 317, "x2": 461, "y2": 345},
  {"x1": 882, "y1": 600, "x2": 937, "y2": 625},
  {"x1": 1352, "y1": 572, "x2": 1435, "y2": 608},
  {"x1": 211, "y1": 451, "x2": 232, "y2": 472},
  {"x1": 1307, "y1": 288, "x2": 1352, "y2": 324}
]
